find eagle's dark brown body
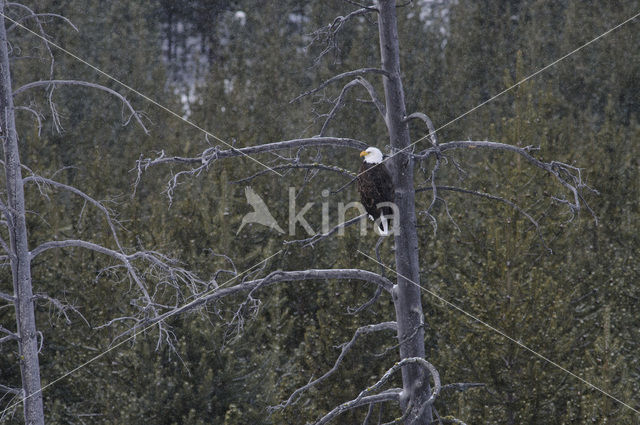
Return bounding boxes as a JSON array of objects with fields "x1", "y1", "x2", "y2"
[{"x1": 357, "y1": 161, "x2": 394, "y2": 220}]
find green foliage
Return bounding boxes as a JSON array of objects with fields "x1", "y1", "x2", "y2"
[{"x1": 1, "y1": 0, "x2": 639, "y2": 424}]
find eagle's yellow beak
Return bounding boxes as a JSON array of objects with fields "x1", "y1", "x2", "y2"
[{"x1": 359, "y1": 150, "x2": 369, "y2": 157}]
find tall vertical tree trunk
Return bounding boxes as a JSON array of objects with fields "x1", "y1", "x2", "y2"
[
  {"x1": 377, "y1": 0, "x2": 432, "y2": 423},
  {"x1": 0, "y1": 2, "x2": 45, "y2": 424}
]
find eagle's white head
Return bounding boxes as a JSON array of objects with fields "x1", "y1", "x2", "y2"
[{"x1": 360, "y1": 147, "x2": 384, "y2": 164}]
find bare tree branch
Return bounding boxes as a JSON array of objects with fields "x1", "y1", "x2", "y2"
[
  {"x1": 13, "y1": 80, "x2": 149, "y2": 134},
  {"x1": 6, "y1": 11, "x2": 78, "y2": 33},
  {"x1": 355, "y1": 77, "x2": 386, "y2": 118},
  {"x1": 0, "y1": 384, "x2": 21, "y2": 395},
  {"x1": 137, "y1": 137, "x2": 368, "y2": 171},
  {"x1": 320, "y1": 79, "x2": 364, "y2": 136},
  {"x1": 5, "y1": 2, "x2": 57, "y2": 76},
  {"x1": 291, "y1": 69, "x2": 390, "y2": 103},
  {"x1": 319, "y1": 78, "x2": 387, "y2": 136},
  {"x1": 138, "y1": 137, "x2": 368, "y2": 168},
  {"x1": 30, "y1": 239, "x2": 207, "y2": 330},
  {"x1": 31, "y1": 239, "x2": 154, "y2": 311},
  {"x1": 415, "y1": 140, "x2": 598, "y2": 223},
  {"x1": 232, "y1": 162, "x2": 355, "y2": 184},
  {"x1": 32, "y1": 293, "x2": 90, "y2": 327},
  {"x1": 312, "y1": 357, "x2": 440, "y2": 425},
  {"x1": 284, "y1": 213, "x2": 367, "y2": 247},
  {"x1": 348, "y1": 284, "x2": 383, "y2": 314},
  {"x1": 0, "y1": 292, "x2": 14, "y2": 303},
  {"x1": 421, "y1": 154, "x2": 442, "y2": 234},
  {"x1": 415, "y1": 185, "x2": 550, "y2": 251},
  {"x1": 308, "y1": 8, "x2": 379, "y2": 65},
  {"x1": 135, "y1": 137, "x2": 367, "y2": 201},
  {"x1": 273, "y1": 322, "x2": 397, "y2": 411},
  {"x1": 362, "y1": 402, "x2": 375, "y2": 425},
  {"x1": 0, "y1": 324, "x2": 17, "y2": 337},
  {"x1": 15, "y1": 105, "x2": 43, "y2": 136},
  {"x1": 315, "y1": 389, "x2": 401, "y2": 425},
  {"x1": 404, "y1": 112, "x2": 437, "y2": 146},
  {"x1": 23, "y1": 175, "x2": 126, "y2": 252},
  {"x1": 115, "y1": 268, "x2": 394, "y2": 341}
]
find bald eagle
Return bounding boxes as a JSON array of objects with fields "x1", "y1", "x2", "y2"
[{"x1": 357, "y1": 147, "x2": 394, "y2": 235}]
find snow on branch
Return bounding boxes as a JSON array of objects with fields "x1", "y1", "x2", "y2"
[
  {"x1": 13, "y1": 80, "x2": 149, "y2": 134},
  {"x1": 272, "y1": 321, "x2": 397, "y2": 411},
  {"x1": 312, "y1": 357, "x2": 441, "y2": 425}
]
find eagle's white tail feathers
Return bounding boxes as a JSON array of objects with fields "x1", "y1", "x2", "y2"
[{"x1": 377, "y1": 214, "x2": 390, "y2": 236}]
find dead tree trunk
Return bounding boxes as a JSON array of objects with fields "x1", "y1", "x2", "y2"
[
  {"x1": 0, "y1": 1, "x2": 45, "y2": 423},
  {"x1": 377, "y1": 0, "x2": 432, "y2": 422}
]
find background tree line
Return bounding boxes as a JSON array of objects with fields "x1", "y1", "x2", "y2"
[{"x1": 1, "y1": 0, "x2": 638, "y2": 423}]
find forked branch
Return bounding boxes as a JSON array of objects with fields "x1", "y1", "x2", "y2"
[
  {"x1": 273, "y1": 321, "x2": 397, "y2": 411},
  {"x1": 135, "y1": 137, "x2": 368, "y2": 201},
  {"x1": 13, "y1": 80, "x2": 149, "y2": 134},
  {"x1": 415, "y1": 185, "x2": 550, "y2": 251},
  {"x1": 416, "y1": 140, "x2": 598, "y2": 223},
  {"x1": 319, "y1": 78, "x2": 386, "y2": 136},
  {"x1": 114, "y1": 269, "x2": 394, "y2": 341},
  {"x1": 308, "y1": 7, "x2": 378, "y2": 65},
  {"x1": 292, "y1": 68, "x2": 389, "y2": 103},
  {"x1": 313, "y1": 357, "x2": 441, "y2": 425}
]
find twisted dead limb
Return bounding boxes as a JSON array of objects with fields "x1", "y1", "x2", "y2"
[
  {"x1": 291, "y1": 69, "x2": 390, "y2": 103},
  {"x1": 113, "y1": 268, "x2": 394, "y2": 342},
  {"x1": 13, "y1": 80, "x2": 149, "y2": 133},
  {"x1": 319, "y1": 77, "x2": 387, "y2": 135},
  {"x1": 134, "y1": 137, "x2": 368, "y2": 201},
  {"x1": 415, "y1": 185, "x2": 551, "y2": 252},
  {"x1": 312, "y1": 357, "x2": 441, "y2": 425},
  {"x1": 415, "y1": 140, "x2": 598, "y2": 223},
  {"x1": 273, "y1": 322, "x2": 397, "y2": 411}
]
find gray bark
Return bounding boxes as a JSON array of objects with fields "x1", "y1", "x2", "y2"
[
  {"x1": 377, "y1": 0, "x2": 432, "y2": 423},
  {"x1": 0, "y1": 1, "x2": 45, "y2": 423}
]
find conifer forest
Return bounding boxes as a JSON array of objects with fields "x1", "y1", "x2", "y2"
[{"x1": 0, "y1": 1, "x2": 639, "y2": 424}]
